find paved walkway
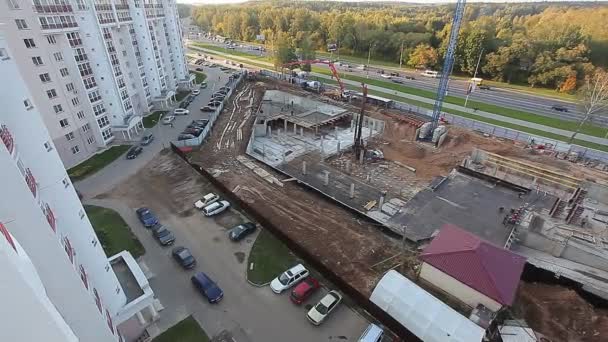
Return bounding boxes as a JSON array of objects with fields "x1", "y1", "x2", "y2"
[{"x1": 190, "y1": 45, "x2": 608, "y2": 147}]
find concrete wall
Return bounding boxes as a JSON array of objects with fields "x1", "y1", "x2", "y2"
[
  {"x1": 419, "y1": 263, "x2": 502, "y2": 312},
  {"x1": 584, "y1": 181, "x2": 608, "y2": 204}
]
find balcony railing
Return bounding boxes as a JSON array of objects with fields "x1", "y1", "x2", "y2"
[
  {"x1": 94, "y1": 4, "x2": 112, "y2": 11},
  {"x1": 33, "y1": 4, "x2": 73, "y2": 13},
  {"x1": 115, "y1": 4, "x2": 129, "y2": 10},
  {"x1": 25, "y1": 168, "x2": 37, "y2": 198},
  {"x1": 0, "y1": 124, "x2": 14, "y2": 154},
  {"x1": 44, "y1": 203, "x2": 56, "y2": 232},
  {"x1": 40, "y1": 22, "x2": 78, "y2": 30}
]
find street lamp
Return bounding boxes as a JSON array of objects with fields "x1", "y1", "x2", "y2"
[{"x1": 366, "y1": 42, "x2": 376, "y2": 79}]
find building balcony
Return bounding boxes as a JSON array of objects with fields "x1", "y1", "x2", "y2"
[
  {"x1": 94, "y1": 4, "x2": 113, "y2": 11},
  {"x1": 33, "y1": 4, "x2": 73, "y2": 13},
  {"x1": 115, "y1": 4, "x2": 129, "y2": 10},
  {"x1": 40, "y1": 22, "x2": 78, "y2": 31}
]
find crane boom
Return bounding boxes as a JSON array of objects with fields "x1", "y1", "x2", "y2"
[
  {"x1": 281, "y1": 59, "x2": 345, "y2": 93},
  {"x1": 430, "y1": 0, "x2": 466, "y2": 132}
]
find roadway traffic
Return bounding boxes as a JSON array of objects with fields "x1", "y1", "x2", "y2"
[{"x1": 188, "y1": 33, "x2": 607, "y2": 126}]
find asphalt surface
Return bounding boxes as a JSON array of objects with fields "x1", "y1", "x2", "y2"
[{"x1": 190, "y1": 34, "x2": 607, "y2": 126}]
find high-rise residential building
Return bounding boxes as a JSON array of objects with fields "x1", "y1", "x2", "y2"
[
  {"x1": 1, "y1": 32, "x2": 156, "y2": 342},
  {"x1": 0, "y1": 0, "x2": 192, "y2": 168}
]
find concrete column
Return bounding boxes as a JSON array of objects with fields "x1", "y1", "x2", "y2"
[
  {"x1": 284, "y1": 120, "x2": 287, "y2": 132},
  {"x1": 335, "y1": 126, "x2": 339, "y2": 139},
  {"x1": 359, "y1": 149, "x2": 365, "y2": 164},
  {"x1": 350, "y1": 183, "x2": 355, "y2": 198},
  {"x1": 346, "y1": 160, "x2": 351, "y2": 174},
  {"x1": 136, "y1": 311, "x2": 146, "y2": 325},
  {"x1": 267, "y1": 126, "x2": 272, "y2": 137},
  {"x1": 300, "y1": 127, "x2": 304, "y2": 136},
  {"x1": 337, "y1": 141, "x2": 341, "y2": 154},
  {"x1": 302, "y1": 161, "x2": 307, "y2": 175},
  {"x1": 278, "y1": 129, "x2": 282, "y2": 135},
  {"x1": 324, "y1": 171, "x2": 329, "y2": 186},
  {"x1": 148, "y1": 304, "x2": 159, "y2": 321},
  {"x1": 293, "y1": 122, "x2": 297, "y2": 134},
  {"x1": 379, "y1": 191, "x2": 386, "y2": 212}
]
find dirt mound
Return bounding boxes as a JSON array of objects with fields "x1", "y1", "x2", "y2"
[{"x1": 515, "y1": 282, "x2": 608, "y2": 342}]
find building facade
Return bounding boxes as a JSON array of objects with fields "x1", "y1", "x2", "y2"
[
  {"x1": 0, "y1": 32, "x2": 154, "y2": 341},
  {"x1": 0, "y1": 0, "x2": 190, "y2": 168}
]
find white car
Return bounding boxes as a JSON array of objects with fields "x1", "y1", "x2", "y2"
[
  {"x1": 307, "y1": 290, "x2": 342, "y2": 325},
  {"x1": 192, "y1": 89, "x2": 200, "y2": 95},
  {"x1": 270, "y1": 264, "x2": 309, "y2": 294},
  {"x1": 174, "y1": 108, "x2": 189, "y2": 116},
  {"x1": 194, "y1": 193, "x2": 220, "y2": 210},
  {"x1": 162, "y1": 115, "x2": 176, "y2": 125},
  {"x1": 202, "y1": 200, "x2": 230, "y2": 217},
  {"x1": 380, "y1": 74, "x2": 392, "y2": 79}
]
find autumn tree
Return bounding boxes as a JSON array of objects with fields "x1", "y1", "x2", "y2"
[
  {"x1": 560, "y1": 75, "x2": 578, "y2": 93},
  {"x1": 407, "y1": 43, "x2": 438, "y2": 69},
  {"x1": 570, "y1": 69, "x2": 608, "y2": 143},
  {"x1": 273, "y1": 32, "x2": 298, "y2": 70}
]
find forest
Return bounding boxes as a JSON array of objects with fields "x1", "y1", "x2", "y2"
[{"x1": 190, "y1": 1, "x2": 608, "y2": 92}]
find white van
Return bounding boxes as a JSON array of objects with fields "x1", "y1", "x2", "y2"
[
  {"x1": 202, "y1": 200, "x2": 230, "y2": 217},
  {"x1": 420, "y1": 70, "x2": 439, "y2": 78},
  {"x1": 358, "y1": 323, "x2": 384, "y2": 342},
  {"x1": 194, "y1": 193, "x2": 219, "y2": 209}
]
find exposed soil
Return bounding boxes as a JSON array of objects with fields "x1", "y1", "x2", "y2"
[{"x1": 515, "y1": 282, "x2": 608, "y2": 342}]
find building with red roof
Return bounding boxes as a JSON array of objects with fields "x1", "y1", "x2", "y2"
[{"x1": 418, "y1": 224, "x2": 526, "y2": 312}]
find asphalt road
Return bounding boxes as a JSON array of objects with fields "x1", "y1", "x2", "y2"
[{"x1": 190, "y1": 34, "x2": 607, "y2": 126}]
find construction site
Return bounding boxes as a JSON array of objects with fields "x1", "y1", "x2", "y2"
[{"x1": 177, "y1": 70, "x2": 608, "y2": 341}]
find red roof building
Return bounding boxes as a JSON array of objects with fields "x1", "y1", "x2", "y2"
[{"x1": 419, "y1": 224, "x2": 526, "y2": 312}]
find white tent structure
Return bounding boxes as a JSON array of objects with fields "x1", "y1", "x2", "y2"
[{"x1": 370, "y1": 270, "x2": 485, "y2": 342}]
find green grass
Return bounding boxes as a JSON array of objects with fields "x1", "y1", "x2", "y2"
[
  {"x1": 152, "y1": 316, "x2": 209, "y2": 342},
  {"x1": 143, "y1": 111, "x2": 167, "y2": 129},
  {"x1": 84, "y1": 205, "x2": 145, "y2": 258},
  {"x1": 175, "y1": 90, "x2": 191, "y2": 102},
  {"x1": 67, "y1": 145, "x2": 131, "y2": 181},
  {"x1": 191, "y1": 71, "x2": 207, "y2": 84},
  {"x1": 247, "y1": 229, "x2": 297, "y2": 285},
  {"x1": 193, "y1": 47, "x2": 608, "y2": 151}
]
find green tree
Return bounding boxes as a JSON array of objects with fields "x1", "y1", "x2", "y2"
[
  {"x1": 273, "y1": 32, "x2": 298, "y2": 69},
  {"x1": 298, "y1": 37, "x2": 316, "y2": 72},
  {"x1": 407, "y1": 43, "x2": 438, "y2": 69}
]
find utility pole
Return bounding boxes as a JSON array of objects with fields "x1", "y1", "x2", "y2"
[
  {"x1": 464, "y1": 47, "x2": 484, "y2": 108},
  {"x1": 354, "y1": 83, "x2": 368, "y2": 158},
  {"x1": 399, "y1": 41, "x2": 404, "y2": 70},
  {"x1": 400, "y1": 225, "x2": 408, "y2": 275},
  {"x1": 366, "y1": 42, "x2": 375, "y2": 79}
]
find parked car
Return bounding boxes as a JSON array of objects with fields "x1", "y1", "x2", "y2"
[
  {"x1": 191, "y1": 272, "x2": 224, "y2": 303},
  {"x1": 200, "y1": 106, "x2": 214, "y2": 112},
  {"x1": 174, "y1": 108, "x2": 190, "y2": 116},
  {"x1": 152, "y1": 224, "x2": 175, "y2": 246},
  {"x1": 270, "y1": 264, "x2": 309, "y2": 293},
  {"x1": 183, "y1": 128, "x2": 202, "y2": 136},
  {"x1": 404, "y1": 75, "x2": 416, "y2": 80},
  {"x1": 380, "y1": 74, "x2": 392, "y2": 79},
  {"x1": 178, "y1": 134, "x2": 196, "y2": 141},
  {"x1": 201, "y1": 200, "x2": 230, "y2": 217},
  {"x1": 307, "y1": 290, "x2": 342, "y2": 325},
  {"x1": 195, "y1": 67, "x2": 204, "y2": 71},
  {"x1": 194, "y1": 193, "x2": 220, "y2": 209},
  {"x1": 290, "y1": 277, "x2": 320, "y2": 305},
  {"x1": 551, "y1": 104, "x2": 569, "y2": 112},
  {"x1": 391, "y1": 79, "x2": 404, "y2": 84},
  {"x1": 172, "y1": 246, "x2": 196, "y2": 269},
  {"x1": 136, "y1": 207, "x2": 158, "y2": 228},
  {"x1": 358, "y1": 324, "x2": 384, "y2": 342},
  {"x1": 479, "y1": 85, "x2": 491, "y2": 90},
  {"x1": 227, "y1": 222, "x2": 257, "y2": 241},
  {"x1": 192, "y1": 119, "x2": 209, "y2": 126},
  {"x1": 141, "y1": 134, "x2": 154, "y2": 146},
  {"x1": 192, "y1": 89, "x2": 200, "y2": 95},
  {"x1": 162, "y1": 115, "x2": 176, "y2": 125},
  {"x1": 208, "y1": 101, "x2": 222, "y2": 108},
  {"x1": 188, "y1": 123, "x2": 206, "y2": 130},
  {"x1": 390, "y1": 72, "x2": 400, "y2": 77},
  {"x1": 126, "y1": 146, "x2": 143, "y2": 159},
  {"x1": 220, "y1": 66, "x2": 231, "y2": 71},
  {"x1": 219, "y1": 86, "x2": 230, "y2": 92},
  {"x1": 200, "y1": 82, "x2": 207, "y2": 89}
]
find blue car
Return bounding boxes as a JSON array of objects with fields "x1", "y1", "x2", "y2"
[
  {"x1": 191, "y1": 272, "x2": 223, "y2": 303},
  {"x1": 136, "y1": 207, "x2": 158, "y2": 228}
]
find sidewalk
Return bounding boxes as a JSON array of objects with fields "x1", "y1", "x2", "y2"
[{"x1": 190, "y1": 45, "x2": 608, "y2": 147}]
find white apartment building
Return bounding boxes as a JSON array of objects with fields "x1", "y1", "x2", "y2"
[
  {"x1": 0, "y1": 0, "x2": 191, "y2": 168},
  {"x1": 1, "y1": 33, "x2": 156, "y2": 342}
]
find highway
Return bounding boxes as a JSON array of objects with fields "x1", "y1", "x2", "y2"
[{"x1": 188, "y1": 34, "x2": 608, "y2": 126}]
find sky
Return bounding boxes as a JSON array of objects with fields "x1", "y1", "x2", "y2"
[{"x1": 177, "y1": 0, "x2": 601, "y2": 4}]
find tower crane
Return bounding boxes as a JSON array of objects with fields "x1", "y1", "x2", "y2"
[{"x1": 424, "y1": 0, "x2": 467, "y2": 139}]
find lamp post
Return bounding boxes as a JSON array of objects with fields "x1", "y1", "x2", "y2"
[
  {"x1": 464, "y1": 47, "x2": 484, "y2": 108},
  {"x1": 366, "y1": 42, "x2": 376, "y2": 79},
  {"x1": 399, "y1": 41, "x2": 404, "y2": 70}
]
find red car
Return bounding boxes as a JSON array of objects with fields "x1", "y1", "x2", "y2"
[{"x1": 290, "y1": 277, "x2": 320, "y2": 305}]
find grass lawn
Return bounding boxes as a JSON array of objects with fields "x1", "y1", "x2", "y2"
[
  {"x1": 191, "y1": 71, "x2": 207, "y2": 84},
  {"x1": 67, "y1": 145, "x2": 131, "y2": 181},
  {"x1": 152, "y1": 316, "x2": 209, "y2": 342},
  {"x1": 84, "y1": 205, "x2": 145, "y2": 258},
  {"x1": 247, "y1": 229, "x2": 297, "y2": 285},
  {"x1": 143, "y1": 111, "x2": 167, "y2": 128},
  {"x1": 175, "y1": 90, "x2": 191, "y2": 102}
]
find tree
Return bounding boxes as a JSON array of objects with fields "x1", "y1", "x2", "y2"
[
  {"x1": 570, "y1": 69, "x2": 608, "y2": 143},
  {"x1": 298, "y1": 37, "x2": 316, "y2": 72},
  {"x1": 560, "y1": 75, "x2": 578, "y2": 93},
  {"x1": 407, "y1": 43, "x2": 438, "y2": 69},
  {"x1": 273, "y1": 32, "x2": 298, "y2": 69}
]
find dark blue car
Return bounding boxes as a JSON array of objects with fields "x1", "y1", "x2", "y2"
[
  {"x1": 191, "y1": 272, "x2": 223, "y2": 303},
  {"x1": 136, "y1": 207, "x2": 158, "y2": 228}
]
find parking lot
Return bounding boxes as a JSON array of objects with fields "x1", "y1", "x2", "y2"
[{"x1": 90, "y1": 149, "x2": 370, "y2": 341}]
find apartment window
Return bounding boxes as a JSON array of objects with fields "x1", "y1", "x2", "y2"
[
  {"x1": 7, "y1": 0, "x2": 20, "y2": 9},
  {"x1": 66, "y1": 32, "x2": 82, "y2": 48},
  {"x1": 53, "y1": 52, "x2": 63, "y2": 62},
  {"x1": 78, "y1": 209, "x2": 85, "y2": 219},
  {"x1": 101, "y1": 129, "x2": 113, "y2": 141},
  {"x1": 47, "y1": 35, "x2": 57, "y2": 44},
  {"x1": 62, "y1": 178, "x2": 70, "y2": 188},
  {"x1": 46, "y1": 89, "x2": 57, "y2": 99},
  {"x1": 24, "y1": 38, "x2": 36, "y2": 48},
  {"x1": 117, "y1": 78, "x2": 126, "y2": 88},
  {"x1": 43, "y1": 141, "x2": 53, "y2": 151},
  {"x1": 120, "y1": 89, "x2": 128, "y2": 100},
  {"x1": 82, "y1": 123, "x2": 90, "y2": 132},
  {"x1": 32, "y1": 56, "x2": 43, "y2": 66},
  {"x1": 59, "y1": 118, "x2": 69, "y2": 128},
  {"x1": 23, "y1": 99, "x2": 33, "y2": 109},
  {"x1": 122, "y1": 50, "x2": 127, "y2": 57},
  {"x1": 66, "y1": 82, "x2": 74, "y2": 92},
  {"x1": 15, "y1": 19, "x2": 28, "y2": 30},
  {"x1": 86, "y1": 136, "x2": 95, "y2": 145},
  {"x1": 65, "y1": 132, "x2": 75, "y2": 141},
  {"x1": 71, "y1": 145, "x2": 80, "y2": 154},
  {"x1": 97, "y1": 116, "x2": 109, "y2": 128},
  {"x1": 76, "y1": 110, "x2": 85, "y2": 119},
  {"x1": 83, "y1": 76, "x2": 97, "y2": 89},
  {"x1": 88, "y1": 90, "x2": 101, "y2": 103},
  {"x1": 0, "y1": 48, "x2": 9, "y2": 60},
  {"x1": 53, "y1": 104, "x2": 63, "y2": 114},
  {"x1": 60, "y1": 68, "x2": 69, "y2": 77},
  {"x1": 71, "y1": 97, "x2": 79, "y2": 106},
  {"x1": 78, "y1": 62, "x2": 92, "y2": 77},
  {"x1": 92, "y1": 103, "x2": 105, "y2": 116},
  {"x1": 39, "y1": 73, "x2": 51, "y2": 83},
  {"x1": 74, "y1": 47, "x2": 87, "y2": 62}
]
